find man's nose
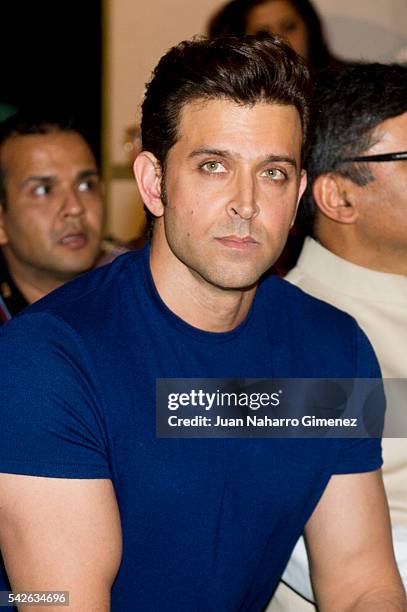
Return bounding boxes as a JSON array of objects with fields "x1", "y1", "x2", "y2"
[
  {"x1": 60, "y1": 187, "x2": 85, "y2": 216},
  {"x1": 226, "y1": 172, "x2": 259, "y2": 220}
]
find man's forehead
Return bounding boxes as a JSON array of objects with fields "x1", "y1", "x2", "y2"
[
  {"x1": 371, "y1": 110, "x2": 407, "y2": 150},
  {"x1": 1, "y1": 131, "x2": 96, "y2": 175},
  {"x1": 177, "y1": 96, "x2": 300, "y2": 124},
  {"x1": 175, "y1": 97, "x2": 303, "y2": 156}
]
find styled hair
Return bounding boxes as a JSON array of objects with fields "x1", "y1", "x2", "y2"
[
  {"x1": 207, "y1": 0, "x2": 333, "y2": 69},
  {"x1": 141, "y1": 34, "x2": 311, "y2": 171},
  {"x1": 299, "y1": 62, "x2": 407, "y2": 234},
  {"x1": 0, "y1": 110, "x2": 90, "y2": 207}
]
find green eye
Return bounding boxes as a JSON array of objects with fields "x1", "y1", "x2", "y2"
[
  {"x1": 201, "y1": 161, "x2": 226, "y2": 173},
  {"x1": 262, "y1": 168, "x2": 286, "y2": 181}
]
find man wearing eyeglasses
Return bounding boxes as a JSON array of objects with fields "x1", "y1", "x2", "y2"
[{"x1": 269, "y1": 61, "x2": 407, "y2": 610}]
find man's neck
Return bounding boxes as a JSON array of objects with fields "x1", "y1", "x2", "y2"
[
  {"x1": 149, "y1": 238, "x2": 257, "y2": 333},
  {"x1": 10, "y1": 275, "x2": 63, "y2": 305},
  {"x1": 316, "y1": 222, "x2": 407, "y2": 276},
  {"x1": 2, "y1": 252, "x2": 66, "y2": 305}
]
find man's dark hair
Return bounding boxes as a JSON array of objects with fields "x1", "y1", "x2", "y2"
[
  {"x1": 141, "y1": 34, "x2": 311, "y2": 171},
  {"x1": 207, "y1": 0, "x2": 333, "y2": 70},
  {"x1": 300, "y1": 62, "x2": 407, "y2": 235},
  {"x1": 0, "y1": 110, "x2": 90, "y2": 208}
]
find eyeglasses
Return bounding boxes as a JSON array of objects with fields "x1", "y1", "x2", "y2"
[{"x1": 341, "y1": 151, "x2": 407, "y2": 163}]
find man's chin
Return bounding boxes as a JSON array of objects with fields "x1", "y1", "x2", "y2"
[
  {"x1": 198, "y1": 267, "x2": 264, "y2": 292},
  {"x1": 50, "y1": 253, "x2": 100, "y2": 281}
]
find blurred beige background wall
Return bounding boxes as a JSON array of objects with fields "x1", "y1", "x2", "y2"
[{"x1": 103, "y1": 0, "x2": 407, "y2": 242}]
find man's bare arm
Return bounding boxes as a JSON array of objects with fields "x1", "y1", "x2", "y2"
[
  {"x1": 305, "y1": 470, "x2": 406, "y2": 611},
  {"x1": 0, "y1": 474, "x2": 122, "y2": 611}
]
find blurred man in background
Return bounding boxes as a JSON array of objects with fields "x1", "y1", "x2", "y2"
[
  {"x1": 0, "y1": 111, "x2": 105, "y2": 323},
  {"x1": 270, "y1": 61, "x2": 407, "y2": 611}
]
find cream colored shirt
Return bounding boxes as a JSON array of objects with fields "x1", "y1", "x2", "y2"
[
  {"x1": 268, "y1": 237, "x2": 407, "y2": 611},
  {"x1": 286, "y1": 237, "x2": 407, "y2": 527}
]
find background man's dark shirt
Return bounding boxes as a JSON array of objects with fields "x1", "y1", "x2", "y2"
[{"x1": 0, "y1": 251, "x2": 27, "y2": 323}]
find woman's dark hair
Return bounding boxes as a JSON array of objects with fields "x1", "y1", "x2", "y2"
[{"x1": 207, "y1": 0, "x2": 334, "y2": 69}]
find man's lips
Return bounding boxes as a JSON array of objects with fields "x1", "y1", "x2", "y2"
[
  {"x1": 215, "y1": 235, "x2": 259, "y2": 250},
  {"x1": 59, "y1": 231, "x2": 88, "y2": 248}
]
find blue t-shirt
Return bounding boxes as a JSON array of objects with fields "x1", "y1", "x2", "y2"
[{"x1": 0, "y1": 246, "x2": 382, "y2": 611}]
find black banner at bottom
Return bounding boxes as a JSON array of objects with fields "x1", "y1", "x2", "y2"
[{"x1": 155, "y1": 378, "x2": 400, "y2": 438}]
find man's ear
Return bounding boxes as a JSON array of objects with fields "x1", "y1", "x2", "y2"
[
  {"x1": 313, "y1": 174, "x2": 358, "y2": 224},
  {"x1": 0, "y1": 204, "x2": 9, "y2": 246},
  {"x1": 133, "y1": 152, "x2": 164, "y2": 218}
]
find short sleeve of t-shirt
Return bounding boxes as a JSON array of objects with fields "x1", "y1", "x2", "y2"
[
  {"x1": 0, "y1": 312, "x2": 110, "y2": 478},
  {"x1": 333, "y1": 323, "x2": 384, "y2": 475}
]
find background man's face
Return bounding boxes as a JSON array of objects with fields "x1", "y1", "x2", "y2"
[
  {"x1": 349, "y1": 111, "x2": 407, "y2": 257},
  {"x1": 0, "y1": 131, "x2": 104, "y2": 282},
  {"x1": 158, "y1": 98, "x2": 306, "y2": 290}
]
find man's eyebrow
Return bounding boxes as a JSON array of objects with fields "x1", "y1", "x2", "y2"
[
  {"x1": 263, "y1": 155, "x2": 298, "y2": 171},
  {"x1": 188, "y1": 148, "x2": 234, "y2": 159},
  {"x1": 22, "y1": 170, "x2": 99, "y2": 187},
  {"x1": 22, "y1": 175, "x2": 56, "y2": 187},
  {"x1": 76, "y1": 169, "x2": 100, "y2": 180}
]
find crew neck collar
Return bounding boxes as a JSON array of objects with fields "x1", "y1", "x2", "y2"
[{"x1": 140, "y1": 244, "x2": 256, "y2": 343}]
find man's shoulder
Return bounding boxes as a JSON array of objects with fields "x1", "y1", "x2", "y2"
[
  {"x1": 260, "y1": 272, "x2": 354, "y2": 327},
  {"x1": 258, "y1": 273, "x2": 377, "y2": 378},
  {"x1": 20, "y1": 248, "x2": 146, "y2": 326}
]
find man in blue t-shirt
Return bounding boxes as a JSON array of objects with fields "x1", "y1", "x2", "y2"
[{"x1": 0, "y1": 36, "x2": 404, "y2": 611}]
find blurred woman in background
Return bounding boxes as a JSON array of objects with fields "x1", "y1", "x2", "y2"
[{"x1": 208, "y1": 0, "x2": 336, "y2": 70}]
